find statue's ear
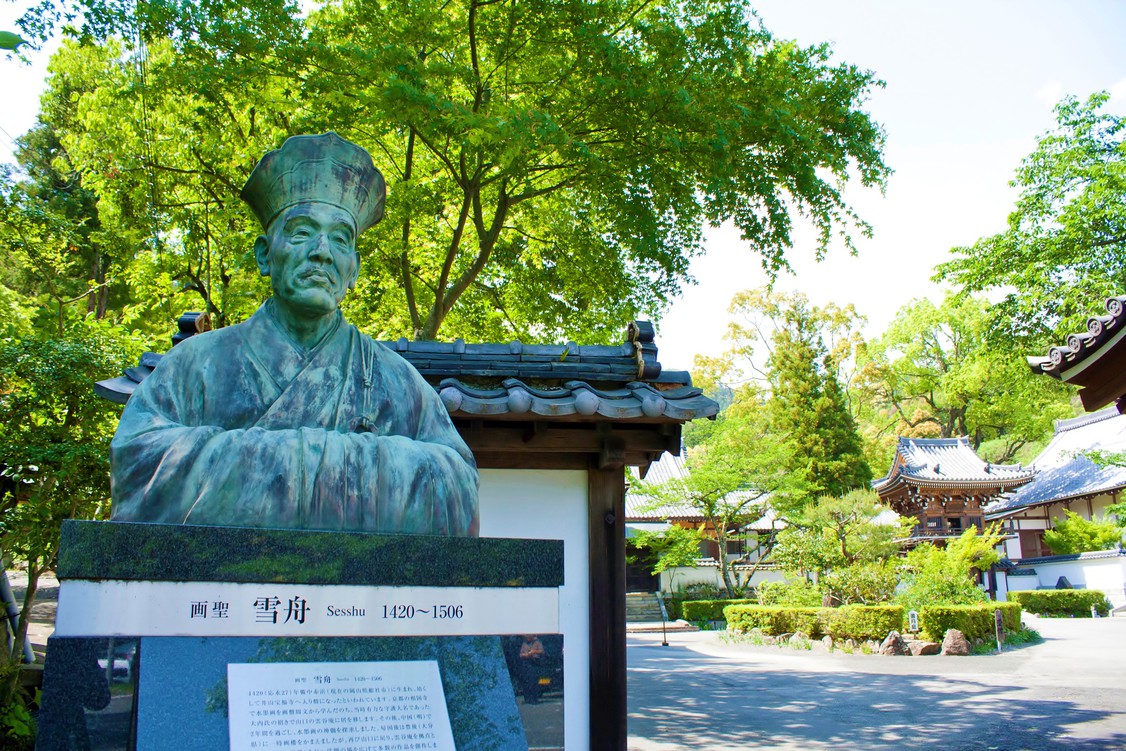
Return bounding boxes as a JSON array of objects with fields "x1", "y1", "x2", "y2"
[
  {"x1": 347, "y1": 251, "x2": 360, "y2": 290},
  {"x1": 254, "y1": 236, "x2": 270, "y2": 276}
]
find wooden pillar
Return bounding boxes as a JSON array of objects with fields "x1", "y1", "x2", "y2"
[{"x1": 588, "y1": 465, "x2": 626, "y2": 751}]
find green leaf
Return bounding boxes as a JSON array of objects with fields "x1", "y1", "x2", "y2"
[{"x1": 0, "y1": 31, "x2": 28, "y2": 51}]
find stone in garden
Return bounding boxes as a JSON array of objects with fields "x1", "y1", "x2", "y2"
[
  {"x1": 879, "y1": 631, "x2": 909, "y2": 656},
  {"x1": 844, "y1": 639, "x2": 856, "y2": 651},
  {"x1": 822, "y1": 635, "x2": 833, "y2": 650},
  {"x1": 907, "y1": 640, "x2": 941, "y2": 656},
  {"x1": 941, "y1": 629, "x2": 971, "y2": 655}
]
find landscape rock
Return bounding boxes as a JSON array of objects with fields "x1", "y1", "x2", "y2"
[
  {"x1": 844, "y1": 639, "x2": 857, "y2": 651},
  {"x1": 879, "y1": 630, "x2": 910, "y2": 656},
  {"x1": 822, "y1": 635, "x2": 833, "y2": 650},
  {"x1": 907, "y1": 639, "x2": 941, "y2": 656},
  {"x1": 941, "y1": 629, "x2": 971, "y2": 656}
]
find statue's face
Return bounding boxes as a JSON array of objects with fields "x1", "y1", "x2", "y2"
[{"x1": 255, "y1": 202, "x2": 360, "y2": 318}]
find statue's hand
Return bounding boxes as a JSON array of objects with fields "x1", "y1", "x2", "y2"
[{"x1": 349, "y1": 415, "x2": 378, "y2": 433}]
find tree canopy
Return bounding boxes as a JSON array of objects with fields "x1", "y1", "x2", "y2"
[
  {"x1": 7, "y1": 0, "x2": 889, "y2": 343},
  {"x1": 857, "y1": 293, "x2": 1072, "y2": 464},
  {"x1": 936, "y1": 92, "x2": 1126, "y2": 346}
]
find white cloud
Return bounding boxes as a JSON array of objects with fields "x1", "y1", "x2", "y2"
[
  {"x1": 1035, "y1": 81, "x2": 1065, "y2": 109},
  {"x1": 1108, "y1": 78, "x2": 1126, "y2": 106}
]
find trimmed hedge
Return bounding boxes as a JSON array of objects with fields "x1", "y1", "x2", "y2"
[
  {"x1": 723, "y1": 604, "x2": 905, "y2": 641},
  {"x1": 918, "y1": 603, "x2": 1022, "y2": 641},
  {"x1": 824, "y1": 605, "x2": 905, "y2": 641},
  {"x1": 663, "y1": 594, "x2": 687, "y2": 621},
  {"x1": 1008, "y1": 589, "x2": 1111, "y2": 617},
  {"x1": 682, "y1": 598, "x2": 753, "y2": 622},
  {"x1": 724, "y1": 605, "x2": 824, "y2": 636}
]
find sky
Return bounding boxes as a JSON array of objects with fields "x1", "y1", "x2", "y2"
[{"x1": 2, "y1": 1, "x2": 1126, "y2": 369}]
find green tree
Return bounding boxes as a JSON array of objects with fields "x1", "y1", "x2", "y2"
[
  {"x1": 15, "y1": 0, "x2": 889, "y2": 342},
  {"x1": 896, "y1": 525, "x2": 1004, "y2": 612},
  {"x1": 857, "y1": 293, "x2": 1072, "y2": 464},
  {"x1": 696, "y1": 289, "x2": 870, "y2": 501},
  {"x1": 637, "y1": 394, "x2": 801, "y2": 597},
  {"x1": 1043, "y1": 510, "x2": 1124, "y2": 555},
  {"x1": 629, "y1": 525, "x2": 705, "y2": 582},
  {"x1": 765, "y1": 297, "x2": 871, "y2": 498},
  {"x1": 771, "y1": 489, "x2": 908, "y2": 581},
  {"x1": 0, "y1": 322, "x2": 136, "y2": 713},
  {"x1": 936, "y1": 92, "x2": 1126, "y2": 345}
]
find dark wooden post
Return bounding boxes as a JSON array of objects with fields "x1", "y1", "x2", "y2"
[{"x1": 588, "y1": 465, "x2": 626, "y2": 750}]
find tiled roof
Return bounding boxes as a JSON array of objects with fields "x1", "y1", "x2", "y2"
[
  {"x1": 873, "y1": 437, "x2": 1035, "y2": 494},
  {"x1": 625, "y1": 451, "x2": 778, "y2": 524},
  {"x1": 1029, "y1": 295, "x2": 1126, "y2": 378},
  {"x1": 1028, "y1": 294, "x2": 1126, "y2": 411},
  {"x1": 624, "y1": 495, "x2": 703, "y2": 522},
  {"x1": 95, "y1": 318, "x2": 718, "y2": 424},
  {"x1": 985, "y1": 407, "x2": 1126, "y2": 517}
]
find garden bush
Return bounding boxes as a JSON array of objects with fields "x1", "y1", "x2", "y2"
[
  {"x1": 663, "y1": 594, "x2": 687, "y2": 620},
  {"x1": 682, "y1": 599, "x2": 753, "y2": 622},
  {"x1": 1007, "y1": 589, "x2": 1111, "y2": 617},
  {"x1": 823, "y1": 605, "x2": 904, "y2": 641},
  {"x1": 918, "y1": 603, "x2": 1022, "y2": 641},
  {"x1": 724, "y1": 604, "x2": 906, "y2": 641},
  {"x1": 724, "y1": 605, "x2": 825, "y2": 637},
  {"x1": 755, "y1": 579, "x2": 824, "y2": 607}
]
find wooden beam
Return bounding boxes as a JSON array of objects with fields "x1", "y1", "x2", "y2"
[
  {"x1": 454, "y1": 423, "x2": 679, "y2": 455},
  {"x1": 588, "y1": 465, "x2": 626, "y2": 751}
]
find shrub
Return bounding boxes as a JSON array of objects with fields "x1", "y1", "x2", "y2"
[
  {"x1": 1042, "y1": 511, "x2": 1124, "y2": 555},
  {"x1": 682, "y1": 598, "x2": 753, "y2": 622},
  {"x1": 755, "y1": 579, "x2": 824, "y2": 607},
  {"x1": 724, "y1": 605, "x2": 825, "y2": 637},
  {"x1": 918, "y1": 603, "x2": 1022, "y2": 641},
  {"x1": 820, "y1": 562, "x2": 898, "y2": 605},
  {"x1": 823, "y1": 605, "x2": 904, "y2": 641},
  {"x1": 663, "y1": 594, "x2": 687, "y2": 620},
  {"x1": 724, "y1": 604, "x2": 906, "y2": 641},
  {"x1": 1007, "y1": 589, "x2": 1111, "y2": 617}
]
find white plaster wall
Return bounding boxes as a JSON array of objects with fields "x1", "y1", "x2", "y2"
[
  {"x1": 659, "y1": 565, "x2": 786, "y2": 594},
  {"x1": 1002, "y1": 557, "x2": 1126, "y2": 610},
  {"x1": 478, "y1": 469, "x2": 589, "y2": 751}
]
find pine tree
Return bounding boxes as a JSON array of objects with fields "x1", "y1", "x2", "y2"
[{"x1": 767, "y1": 301, "x2": 871, "y2": 501}]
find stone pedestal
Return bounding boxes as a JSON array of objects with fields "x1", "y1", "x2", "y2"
[{"x1": 37, "y1": 521, "x2": 564, "y2": 751}]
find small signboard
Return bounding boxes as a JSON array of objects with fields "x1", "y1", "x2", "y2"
[
  {"x1": 994, "y1": 608, "x2": 1004, "y2": 653},
  {"x1": 227, "y1": 660, "x2": 456, "y2": 751},
  {"x1": 907, "y1": 610, "x2": 919, "y2": 633}
]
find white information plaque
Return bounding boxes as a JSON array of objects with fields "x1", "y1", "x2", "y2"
[
  {"x1": 227, "y1": 660, "x2": 455, "y2": 751},
  {"x1": 54, "y1": 581, "x2": 558, "y2": 637}
]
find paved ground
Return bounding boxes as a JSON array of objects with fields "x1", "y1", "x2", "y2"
[{"x1": 628, "y1": 615, "x2": 1126, "y2": 751}]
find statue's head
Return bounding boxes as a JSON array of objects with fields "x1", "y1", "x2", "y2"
[{"x1": 241, "y1": 133, "x2": 385, "y2": 318}]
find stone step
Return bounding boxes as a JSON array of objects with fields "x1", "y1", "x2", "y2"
[{"x1": 625, "y1": 593, "x2": 664, "y2": 622}]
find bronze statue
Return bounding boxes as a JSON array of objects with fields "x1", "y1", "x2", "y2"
[{"x1": 110, "y1": 133, "x2": 479, "y2": 535}]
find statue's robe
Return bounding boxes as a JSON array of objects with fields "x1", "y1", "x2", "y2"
[{"x1": 110, "y1": 302, "x2": 479, "y2": 535}]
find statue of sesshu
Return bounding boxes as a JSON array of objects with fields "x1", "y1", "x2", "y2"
[{"x1": 110, "y1": 133, "x2": 479, "y2": 536}]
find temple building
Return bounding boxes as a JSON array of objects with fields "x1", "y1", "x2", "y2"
[
  {"x1": 873, "y1": 437, "x2": 1035, "y2": 545},
  {"x1": 1027, "y1": 294, "x2": 1126, "y2": 414},
  {"x1": 984, "y1": 408, "x2": 1126, "y2": 559}
]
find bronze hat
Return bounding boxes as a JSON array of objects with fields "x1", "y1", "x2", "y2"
[{"x1": 241, "y1": 132, "x2": 386, "y2": 234}]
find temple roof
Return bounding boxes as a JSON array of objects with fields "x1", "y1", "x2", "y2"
[
  {"x1": 985, "y1": 407, "x2": 1126, "y2": 518},
  {"x1": 1028, "y1": 294, "x2": 1126, "y2": 412},
  {"x1": 873, "y1": 436, "x2": 1035, "y2": 497},
  {"x1": 95, "y1": 318, "x2": 718, "y2": 425}
]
